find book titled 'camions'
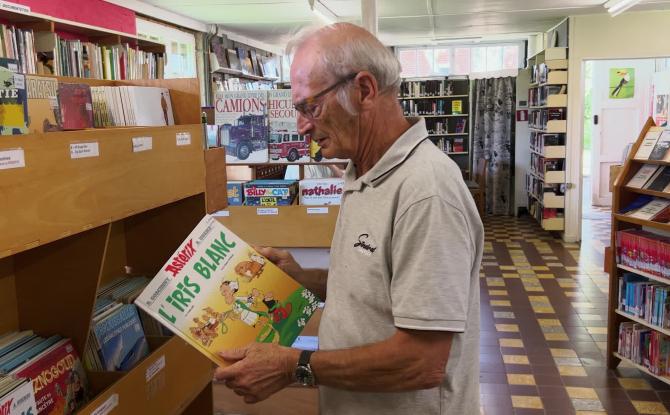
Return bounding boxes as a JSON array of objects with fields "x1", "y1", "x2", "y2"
[{"x1": 135, "y1": 215, "x2": 320, "y2": 366}]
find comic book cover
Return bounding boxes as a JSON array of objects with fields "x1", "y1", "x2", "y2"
[
  {"x1": 27, "y1": 75, "x2": 62, "y2": 133},
  {"x1": 214, "y1": 90, "x2": 269, "y2": 164},
  {"x1": 268, "y1": 90, "x2": 310, "y2": 163},
  {"x1": 0, "y1": 68, "x2": 28, "y2": 136},
  {"x1": 0, "y1": 379, "x2": 37, "y2": 415},
  {"x1": 57, "y1": 83, "x2": 93, "y2": 130},
  {"x1": 135, "y1": 215, "x2": 320, "y2": 366}
]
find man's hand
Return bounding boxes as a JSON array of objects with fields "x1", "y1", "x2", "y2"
[
  {"x1": 214, "y1": 343, "x2": 301, "y2": 404},
  {"x1": 254, "y1": 246, "x2": 303, "y2": 278}
]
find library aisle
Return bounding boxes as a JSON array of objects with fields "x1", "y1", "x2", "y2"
[{"x1": 479, "y1": 215, "x2": 669, "y2": 415}]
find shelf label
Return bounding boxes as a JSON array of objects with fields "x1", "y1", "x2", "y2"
[
  {"x1": 176, "y1": 132, "x2": 192, "y2": 146},
  {"x1": 91, "y1": 394, "x2": 118, "y2": 415},
  {"x1": 0, "y1": 148, "x2": 25, "y2": 170},
  {"x1": 307, "y1": 207, "x2": 329, "y2": 215},
  {"x1": 145, "y1": 355, "x2": 166, "y2": 382},
  {"x1": 257, "y1": 207, "x2": 278, "y2": 216},
  {"x1": 132, "y1": 136, "x2": 153, "y2": 153},
  {"x1": 70, "y1": 142, "x2": 99, "y2": 159},
  {"x1": 0, "y1": 1, "x2": 30, "y2": 14},
  {"x1": 13, "y1": 73, "x2": 24, "y2": 89},
  {"x1": 212, "y1": 210, "x2": 230, "y2": 217}
]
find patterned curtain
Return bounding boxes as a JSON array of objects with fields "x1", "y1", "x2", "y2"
[{"x1": 472, "y1": 77, "x2": 516, "y2": 215}]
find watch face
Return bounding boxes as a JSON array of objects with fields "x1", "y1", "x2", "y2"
[{"x1": 295, "y1": 365, "x2": 315, "y2": 386}]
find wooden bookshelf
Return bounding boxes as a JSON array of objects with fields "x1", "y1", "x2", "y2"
[
  {"x1": 0, "y1": 77, "x2": 215, "y2": 414},
  {"x1": 607, "y1": 118, "x2": 666, "y2": 370}
]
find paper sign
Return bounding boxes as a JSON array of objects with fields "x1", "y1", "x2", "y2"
[
  {"x1": 0, "y1": 1, "x2": 30, "y2": 14},
  {"x1": 0, "y1": 148, "x2": 25, "y2": 170},
  {"x1": 145, "y1": 355, "x2": 166, "y2": 382},
  {"x1": 70, "y1": 142, "x2": 100, "y2": 159},
  {"x1": 132, "y1": 136, "x2": 153, "y2": 153},
  {"x1": 211, "y1": 210, "x2": 230, "y2": 217},
  {"x1": 176, "y1": 132, "x2": 192, "y2": 146},
  {"x1": 307, "y1": 207, "x2": 329, "y2": 215},
  {"x1": 91, "y1": 394, "x2": 118, "y2": 415},
  {"x1": 13, "y1": 73, "x2": 24, "y2": 89},
  {"x1": 257, "y1": 208, "x2": 278, "y2": 216}
]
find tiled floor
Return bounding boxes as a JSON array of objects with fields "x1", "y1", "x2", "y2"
[{"x1": 480, "y1": 214, "x2": 670, "y2": 415}]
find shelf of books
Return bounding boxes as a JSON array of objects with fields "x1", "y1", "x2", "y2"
[
  {"x1": 606, "y1": 119, "x2": 670, "y2": 385},
  {"x1": 526, "y1": 47, "x2": 568, "y2": 231},
  {"x1": 0, "y1": 76, "x2": 216, "y2": 414},
  {"x1": 0, "y1": 6, "x2": 166, "y2": 79},
  {"x1": 398, "y1": 76, "x2": 471, "y2": 176}
]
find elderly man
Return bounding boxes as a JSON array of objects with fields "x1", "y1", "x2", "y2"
[{"x1": 215, "y1": 22, "x2": 483, "y2": 414}]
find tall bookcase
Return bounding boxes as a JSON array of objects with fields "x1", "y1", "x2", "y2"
[
  {"x1": 526, "y1": 47, "x2": 569, "y2": 231},
  {"x1": 607, "y1": 120, "x2": 670, "y2": 382},
  {"x1": 398, "y1": 76, "x2": 471, "y2": 177},
  {"x1": 0, "y1": 78, "x2": 216, "y2": 415}
]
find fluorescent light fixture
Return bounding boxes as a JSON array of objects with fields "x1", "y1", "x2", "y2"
[
  {"x1": 603, "y1": 0, "x2": 642, "y2": 17},
  {"x1": 311, "y1": 0, "x2": 338, "y2": 25}
]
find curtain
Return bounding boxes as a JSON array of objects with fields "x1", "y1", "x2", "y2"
[{"x1": 472, "y1": 77, "x2": 516, "y2": 215}]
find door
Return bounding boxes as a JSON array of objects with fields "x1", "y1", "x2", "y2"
[{"x1": 590, "y1": 59, "x2": 654, "y2": 206}]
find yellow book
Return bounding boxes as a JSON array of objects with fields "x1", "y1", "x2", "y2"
[
  {"x1": 452, "y1": 100, "x2": 462, "y2": 115},
  {"x1": 135, "y1": 215, "x2": 321, "y2": 366}
]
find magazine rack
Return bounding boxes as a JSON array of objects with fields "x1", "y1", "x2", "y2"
[
  {"x1": 0, "y1": 78, "x2": 217, "y2": 414},
  {"x1": 606, "y1": 118, "x2": 670, "y2": 382}
]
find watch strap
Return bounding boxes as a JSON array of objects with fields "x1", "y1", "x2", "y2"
[{"x1": 298, "y1": 349, "x2": 315, "y2": 366}]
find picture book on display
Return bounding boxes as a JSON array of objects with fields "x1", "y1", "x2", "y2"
[
  {"x1": 627, "y1": 164, "x2": 661, "y2": 188},
  {"x1": 645, "y1": 166, "x2": 670, "y2": 192},
  {"x1": 649, "y1": 131, "x2": 670, "y2": 161},
  {"x1": 0, "y1": 377, "x2": 36, "y2": 415},
  {"x1": 90, "y1": 304, "x2": 149, "y2": 372},
  {"x1": 626, "y1": 198, "x2": 670, "y2": 221},
  {"x1": 268, "y1": 90, "x2": 310, "y2": 163},
  {"x1": 58, "y1": 83, "x2": 93, "y2": 130},
  {"x1": 635, "y1": 129, "x2": 663, "y2": 160},
  {"x1": 0, "y1": 67, "x2": 28, "y2": 135},
  {"x1": 27, "y1": 75, "x2": 62, "y2": 134},
  {"x1": 214, "y1": 90, "x2": 269, "y2": 164},
  {"x1": 135, "y1": 215, "x2": 321, "y2": 367}
]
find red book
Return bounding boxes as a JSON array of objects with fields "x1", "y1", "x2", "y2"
[
  {"x1": 58, "y1": 83, "x2": 94, "y2": 130},
  {"x1": 13, "y1": 338, "x2": 89, "y2": 415}
]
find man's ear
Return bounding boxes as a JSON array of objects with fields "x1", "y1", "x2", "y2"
[{"x1": 354, "y1": 71, "x2": 378, "y2": 112}]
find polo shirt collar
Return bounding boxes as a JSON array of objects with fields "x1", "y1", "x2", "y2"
[{"x1": 343, "y1": 117, "x2": 428, "y2": 192}]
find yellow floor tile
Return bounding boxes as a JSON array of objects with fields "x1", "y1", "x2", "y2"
[
  {"x1": 495, "y1": 324, "x2": 519, "y2": 332},
  {"x1": 488, "y1": 290, "x2": 508, "y2": 296},
  {"x1": 618, "y1": 378, "x2": 652, "y2": 390},
  {"x1": 503, "y1": 355, "x2": 530, "y2": 365},
  {"x1": 533, "y1": 306, "x2": 556, "y2": 313},
  {"x1": 536, "y1": 274, "x2": 555, "y2": 279},
  {"x1": 550, "y1": 348, "x2": 578, "y2": 358},
  {"x1": 575, "y1": 412, "x2": 609, "y2": 415},
  {"x1": 538, "y1": 318, "x2": 562, "y2": 327},
  {"x1": 486, "y1": 277, "x2": 505, "y2": 287},
  {"x1": 586, "y1": 327, "x2": 608, "y2": 335},
  {"x1": 491, "y1": 300, "x2": 511, "y2": 307},
  {"x1": 507, "y1": 374, "x2": 536, "y2": 385},
  {"x1": 499, "y1": 265, "x2": 517, "y2": 270},
  {"x1": 544, "y1": 333, "x2": 569, "y2": 341},
  {"x1": 499, "y1": 338, "x2": 524, "y2": 348},
  {"x1": 532, "y1": 266, "x2": 550, "y2": 271},
  {"x1": 502, "y1": 273, "x2": 520, "y2": 279},
  {"x1": 565, "y1": 387, "x2": 598, "y2": 399},
  {"x1": 631, "y1": 401, "x2": 669, "y2": 414},
  {"x1": 518, "y1": 269, "x2": 536, "y2": 275},
  {"x1": 558, "y1": 365, "x2": 587, "y2": 376},
  {"x1": 511, "y1": 396, "x2": 543, "y2": 409}
]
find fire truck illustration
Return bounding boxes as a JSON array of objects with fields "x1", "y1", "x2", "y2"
[{"x1": 269, "y1": 131, "x2": 309, "y2": 162}]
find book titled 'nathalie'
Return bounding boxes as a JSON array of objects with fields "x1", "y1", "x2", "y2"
[{"x1": 135, "y1": 215, "x2": 320, "y2": 366}]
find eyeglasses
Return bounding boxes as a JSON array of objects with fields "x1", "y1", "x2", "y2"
[{"x1": 293, "y1": 72, "x2": 358, "y2": 119}]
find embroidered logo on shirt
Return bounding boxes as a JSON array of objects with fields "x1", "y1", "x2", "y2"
[{"x1": 353, "y1": 233, "x2": 377, "y2": 256}]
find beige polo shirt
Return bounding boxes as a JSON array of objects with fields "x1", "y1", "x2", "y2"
[{"x1": 318, "y1": 117, "x2": 483, "y2": 415}]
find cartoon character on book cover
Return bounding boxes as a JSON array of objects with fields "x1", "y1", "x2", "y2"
[
  {"x1": 214, "y1": 90, "x2": 269, "y2": 164},
  {"x1": 135, "y1": 215, "x2": 320, "y2": 366}
]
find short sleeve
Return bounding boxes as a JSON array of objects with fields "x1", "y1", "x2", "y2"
[{"x1": 391, "y1": 196, "x2": 474, "y2": 332}]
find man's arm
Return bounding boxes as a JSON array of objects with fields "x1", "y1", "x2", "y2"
[
  {"x1": 254, "y1": 246, "x2": 328, "y2": 300},
  {"x1": 214, "y1": 328, "x2": 453, "y2": 403}
]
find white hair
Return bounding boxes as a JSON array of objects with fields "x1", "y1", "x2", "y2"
[{"x1": 286, "y1": 23, "x2": 401, "y2": 114}]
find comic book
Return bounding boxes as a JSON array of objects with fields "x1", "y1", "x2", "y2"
[{"x1": 135, "y1": 215, "x2": 321, "y2": 366}]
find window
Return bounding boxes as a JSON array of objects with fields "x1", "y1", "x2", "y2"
[
  {"x1": 397, "y1": 43, "x2": 523, "y2": 78},
  {"x1": 136, "y1": 17, "x2": 196, "y2": 79}
]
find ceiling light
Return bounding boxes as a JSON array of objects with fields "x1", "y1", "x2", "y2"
[
  {"x1": 603, "y1": 0, "x2": 642, "y2": 17},
  {"x1": 311, "y1": 0, "x2": 338, "y2": 25}
]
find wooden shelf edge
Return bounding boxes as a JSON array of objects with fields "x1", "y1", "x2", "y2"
[
  {"x1": 613, "y1": 214, "x2": 670, "y2": 232},
  {"x1": 616, "y1": 264, "x2": 670, "y2": 285},
  {"x1": 614, "y1": 309, "x2": 670, "y2": 337},
  {"x1": 623, "y1": 186, "x2": 670, "y2": 199},
  {"x1": 612, "y1": 353, "x2": 670, "y2": 386}
]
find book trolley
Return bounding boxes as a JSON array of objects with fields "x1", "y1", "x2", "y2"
[
  {"x1": 0, "y1": 75, "x2": 219, "y2": 413},
  {"x1": 607, "y1": 118, "x2": 670, "y2": 384}
]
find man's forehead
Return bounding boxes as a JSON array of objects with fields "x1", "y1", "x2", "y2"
[{"x1": 290, "y1": 47, "x2": 330, "y2": 101}]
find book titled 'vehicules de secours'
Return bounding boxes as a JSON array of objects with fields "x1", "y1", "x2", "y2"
[{"x1": 135, "y1": 215, "x2": 321, "y2": 366}]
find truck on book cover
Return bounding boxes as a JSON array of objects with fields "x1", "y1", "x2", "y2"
[
  {"x1": 215, "y1": 90, "x2": 269, "y2": 163},
  {"x1": 135, "y1": 215, "x2": 320, "y2": 366}
]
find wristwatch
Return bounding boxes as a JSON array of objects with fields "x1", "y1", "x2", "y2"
[{"x1": 294, "y1": 350, "x2": 316, "y2": 386}]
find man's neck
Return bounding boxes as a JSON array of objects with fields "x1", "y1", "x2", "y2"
[{"x1": 354, "y1": 107, "x2": 411, "y2": 178}]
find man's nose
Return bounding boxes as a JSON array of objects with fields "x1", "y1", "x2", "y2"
[{"x1": 297, "y1": 112, "x2": 314, "y2": 136}]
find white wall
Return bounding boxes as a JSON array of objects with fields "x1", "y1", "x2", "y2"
[
  {"x1": 565, "y1": 10, "x2": 670, "y2": 242},
  {"x1": 515, "y1": 68, "x2": 531, "y2": 214}
]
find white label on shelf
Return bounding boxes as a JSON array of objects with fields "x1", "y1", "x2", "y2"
[
  {"x1": 145, "y1": 355, "x2": 166, "y2": 382},
  {"x1": 70, "y1": 142, "x2": 99, "y2": 159},
  {"x1": 307, "y1": 207, "x2": 329, "y2": 215},
  {"x1": 132, "y1": 136, "x2": 153, "y2": 153},
  {"x1": 85, "y1": 103, "x2": 92, "y2": 111},
  {"x1": 91, "y1": 394, "x2": 118, "y2": 415},
  {"x1": 257, "y1": 208, "x2": 278, "y2": 216},
  {"x1": 211, "y1": 210, "x2": 230, "y2": 217},
  {"x1": 176, "y1": 132, "x2": 192, "y2": 146},
  {"x1": 0, "y1": 1, "x2": 30, "y2": 14},
  {"x1": 13, "y1": 73, "x2": 24, "y2": 89},
  {"x1": 0, "y1": 148, "x2": 25, "y2": 170}
]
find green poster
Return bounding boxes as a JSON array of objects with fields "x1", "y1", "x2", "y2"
[{"x1": 609, "y1": 68, "x2": 635, "y2": 99}]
